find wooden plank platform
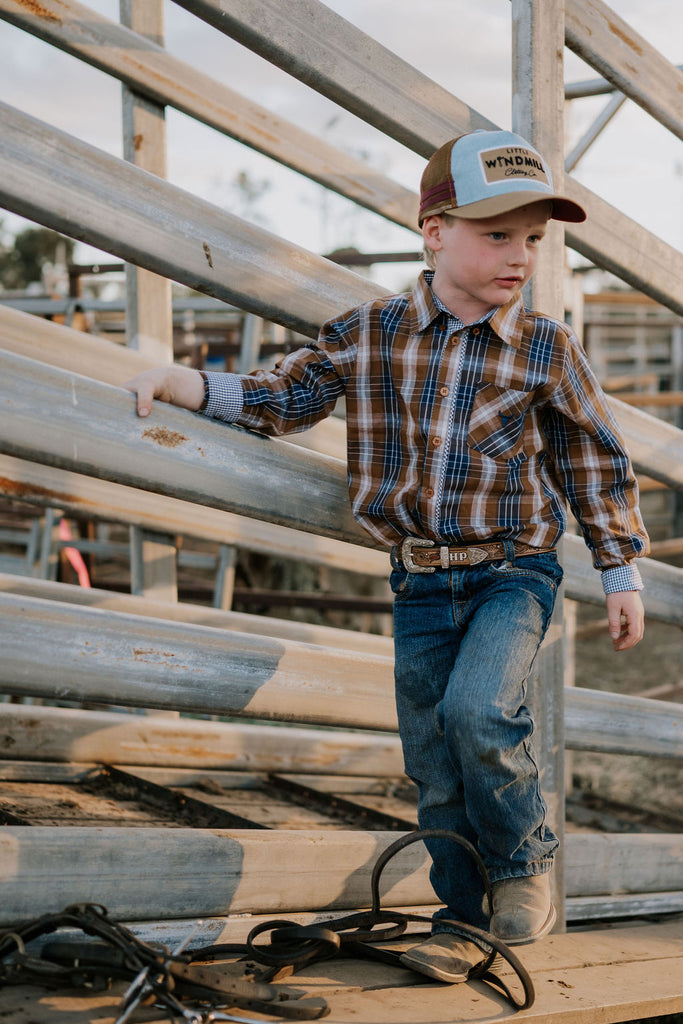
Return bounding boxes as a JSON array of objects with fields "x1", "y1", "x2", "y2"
[{"x1": 1, "y1": 917, "x2": 681, "y2": 1023}]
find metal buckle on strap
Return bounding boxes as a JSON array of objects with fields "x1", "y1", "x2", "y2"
[
  {"x1": 400, "y1": 536, "x2": 436, "y2": 573},
  {"x1": 401, "y1": 538, "x2": 497, "y2": 572},
  {"x1": 465, "y1": 546, "x2": 490, "y2": 565}
]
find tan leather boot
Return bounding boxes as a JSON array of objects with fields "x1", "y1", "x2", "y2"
[
  {"x1": 399, "y1": 933, "x2": 488, "y2": 983},
  {"x1": 490, "y1": 872, "x2": 556, "y2": 945}
]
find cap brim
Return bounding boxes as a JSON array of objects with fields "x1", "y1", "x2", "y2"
[{"x1": 437, "y1": 191, "x2": 586, "y2": 223}]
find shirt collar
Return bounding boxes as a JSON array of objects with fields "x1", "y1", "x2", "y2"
[{"x1": 411, "y1": 269, "x2": 526, "y2": 349}]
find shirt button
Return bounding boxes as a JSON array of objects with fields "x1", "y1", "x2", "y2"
[
  {"x1": 432, "y1": 436, "x2": 442, "y2": 448},
  {"x1": 451, "y1": 336, "x2": 459, "y2": 345},
  {"x1": 424, "y1": 487, "x2": 435, "y2": 498},
  {"x1": 471, "y1": 327, "x2": 481, "y2": 335},
  {"x1": 439, "y1": 386, "x2": 450, "y2": 397}
]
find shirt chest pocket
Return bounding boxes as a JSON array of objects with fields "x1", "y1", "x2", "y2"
[{"x1": 467, "y1": 382, "x2": 536, "y2": 461}]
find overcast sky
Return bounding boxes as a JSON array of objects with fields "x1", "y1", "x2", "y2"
[{"x1": 0, "y1": 0, "x2": 681, "y2": 291}]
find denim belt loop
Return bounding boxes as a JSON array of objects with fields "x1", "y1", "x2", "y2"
[{"x1": 502, "y1": 539, "x2": 517, "y2": 565}]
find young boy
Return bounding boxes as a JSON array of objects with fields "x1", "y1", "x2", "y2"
[{"x1": 127, "y1": 130, "x2": 649, "y2": 984}]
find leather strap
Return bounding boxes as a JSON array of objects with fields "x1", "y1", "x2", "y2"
[{"x1": 401, "y1": 538, "x2": 555, "y2": 571}]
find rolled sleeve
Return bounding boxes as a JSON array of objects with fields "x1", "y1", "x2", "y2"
[
  {"x1": 200, "y1": 371, "x2": 244, "y2": 422},
  {"x1": 601, "y1": 563, "x2": 644, "y2": 594}
]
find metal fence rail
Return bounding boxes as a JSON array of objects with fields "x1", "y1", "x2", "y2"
[
  {"x1": 0, "y1": 122, "x2": 681, "y2": 484},
  {"x1": 1, "y1": 350, "x2": 682, "y2": 614},
  {"x1": 1, "y1": 587, "x2": 681, "y2": 760},
  {"x1": 1, "y1": 0, "x2": 682, "y2": 315}
]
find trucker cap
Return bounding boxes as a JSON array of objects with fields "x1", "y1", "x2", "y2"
[{"x1": 418, "y1": 130, "x2": 586, "y2": 225}]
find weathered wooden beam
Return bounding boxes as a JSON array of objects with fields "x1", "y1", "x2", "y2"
[
  {"x1": 0, "y1": 596, "x2": 680, "y2": 759},
  {"x1": 566, "y1": 833, "x2": 683, "y2": 897},
  {"x1": 564, "y1": 688, "x2": 683, "y2": 759},
  {"x1": 0, "y1": 827, "x2": 680, "y2": 925},
  {"x1": 5, "y1": 300, "x2": 680, "y2": 494},
  {"x1": 1, "y1": 352, "x2": 681, "y2": 637},
  {"x1": 0, "y1": 705, "x2": 402, "y2": 774},
  {"x1": 121, "y1": 0, "x2": 178, "y2": 607},
  {"x1": 0, "y1": 574, "x2": 394, "y2": 656},
  {"x1": 0, "y1": 454, "x2": 388, "y2": 578},
  {"x1": 511, "y1": 0, "x2": 569, "y2": 931},
  {"x1": 0, "y1": 350, "x2": 681, "y2": 627},
  {"x1": 565, "y1": 0, "x2": 683, "y2": 141},
  {"x1": 604, "y1": 400, "x2": 683, "y2": 491},
  {"x1": 0, "y1": 349, "x2": 368, "y2": 545},
  {"x1": 0, "y1": 591, "x2": 394, "y2": 728},
  {"x1": 511, "y1": 0, "x2": 567, "y2": 317},
  {"x1": 1, "y1": 13, "x2": 682, "y2": 324},
  {"x1": 171, "y1": 0, "x2": 683, "y2": 317},
  {"x1": 0, "y1": 304, "x2": 346, "y2": 460},
  {"x1": 565, "y1": 66, "x2": 683, "y2": 100},
  {"x1": 0, "y1": 100, "x2": 382, "y2": 341},
  {"x1": 173, "y1": 0, "x2": 496, "y2": 160},
  {"x1": 566, "y1": 891, "x2": 683, "y2": 922},
  {"x1": 120, "y1": 0, "x2": 175, "y2": 367},
  {"x1": 563, "y1": 182, "x2": 683, "y2": 319},
  {"x1": 0, "y1": 828, "x2": 427, "y2": 923},
  {"x1": 0, "y1": 0, "x2": 419, "y2": 233},
  {"x1": 0, "y1": 302, "x2": 156, "y2": 384},
  {"x1": 3, "y1": 350, "x2": 683, "y2": 571},
  {"x1": 0, "y1": 105, "x2": 682, "y2": 482}
]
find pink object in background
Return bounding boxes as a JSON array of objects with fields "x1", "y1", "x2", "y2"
[{"x1": 58, "y1": 518, "x2": 91, "y2": 588}]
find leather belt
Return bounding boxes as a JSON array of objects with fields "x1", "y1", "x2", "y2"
[{"x1": 398, "y1": 536, "x2": 555, "y2": 573}]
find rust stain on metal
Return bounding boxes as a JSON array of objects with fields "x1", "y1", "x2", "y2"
[
  {"x1": 141, "y1": 426, "x2": 188, "y2": 448},
  {"x1": 138, "y1": 736, "x2": 236, "y2": 762},
  {"x1": 132, "y1": 648, "x2": 188, "y2": 670},
  {"x1": 202, "y1": 242, "x2": 214, "y2": 268},
  {"x1": 120, "y1": 60, "x2": 193, "y2": 101},
  {"x1": 606, "y1": 19, "x2": 643, "y2": 55},
  {"x1": 0, "y1": 476, "x2": 82, "y2": 504},
  {"x1": 16, "y1": 0, "x2": 62, "y2": 22}
]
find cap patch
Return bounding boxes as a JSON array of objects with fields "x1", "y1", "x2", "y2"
[{"x1": 479, "y1": 146, "x2": 551, "y2": 187}]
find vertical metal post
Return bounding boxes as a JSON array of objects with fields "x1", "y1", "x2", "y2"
[
  {"x1": 121, "y1": 0, "x2": 178, "y2": 608},
  {"x1": 511, "y1": 0, "x2": 568, "y2": 931},
  {"x1": 120, "y1": 0, "x2": 174, "y2": 365},
  {"x1": 238, "y1": 313, "x2": 264, "y2": 375},
  {"x1": 213, "y1": 544, "x2": 237, "y2": 610}
]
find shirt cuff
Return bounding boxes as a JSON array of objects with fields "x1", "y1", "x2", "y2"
[
  {"x1": 601, "y1": 563, "x2": 643, "y2": 594},
  {"x1": 200, "y1": 371, "x2": 244, "y2": 422}
]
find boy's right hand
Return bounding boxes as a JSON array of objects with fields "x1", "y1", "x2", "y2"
[{"x1": 124, "y1": 366, "x2": 205, "y2": 418}]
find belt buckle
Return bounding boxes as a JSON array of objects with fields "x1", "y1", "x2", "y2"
[{"x1": 400, "y1": 537, "x2": 436, "y2": 574}]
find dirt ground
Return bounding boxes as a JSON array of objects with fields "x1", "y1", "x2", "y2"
[{"x1": 571, "y1": 595, "x2": 683, "y2": 824}]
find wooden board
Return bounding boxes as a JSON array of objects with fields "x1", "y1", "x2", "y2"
[{"x1": 1, "y1": 918, "x2": 681, "y2": 1023}]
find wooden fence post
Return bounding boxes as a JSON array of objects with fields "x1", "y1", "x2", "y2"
[
  {"x1": 120, "y1": 0, "x2": 178, "y2": 612},
  {"x1": 511, "y1": 0, "x2": 569, "y2": 932}
]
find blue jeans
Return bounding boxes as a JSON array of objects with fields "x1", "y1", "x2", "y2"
[{"x1": 391, "y1": 549, "x2": 563, "y2": 931}]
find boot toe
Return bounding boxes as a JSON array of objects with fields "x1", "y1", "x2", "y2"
[
  {"x1": 400, "y1": 933, "x2": 489, "y2": 984},
  {"x1": 490, "y1": 873, "x2": 556, "y2": 945}
]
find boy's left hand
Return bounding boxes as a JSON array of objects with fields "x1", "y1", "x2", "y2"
[{"x1": 605, "y1": 591, "x2": 645, "y2": 651}]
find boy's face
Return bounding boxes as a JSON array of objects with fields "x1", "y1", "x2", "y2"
[{"x1": 422, "y1": 201, "x2": 551, "y2": 323}]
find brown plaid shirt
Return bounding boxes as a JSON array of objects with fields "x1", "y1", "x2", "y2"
[{"x1": 232, "y1": 271, "x2": 648, "y2": 571}]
